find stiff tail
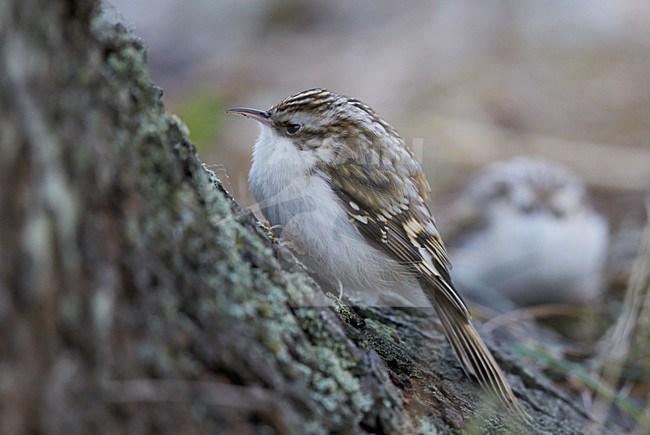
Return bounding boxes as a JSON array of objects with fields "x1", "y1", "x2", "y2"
[{"x1": 434, "y1": 297, "x2": 530, "y2": 420}]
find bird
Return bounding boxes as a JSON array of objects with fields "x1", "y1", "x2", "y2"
[
  {"x1": 449, "y1": 157, "x2": 609, "y2": 309},
  {"x1": 227, "y1": 88, "x2": 528, "y2": 418}
]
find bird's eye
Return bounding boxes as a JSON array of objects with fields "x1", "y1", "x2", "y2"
[{"x1": 285, "y1": 123, "x2": 301, "y2": 135}]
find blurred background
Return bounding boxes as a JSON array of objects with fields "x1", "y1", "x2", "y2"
[
  {"x1": 103, "y1": 0, "x2": 650, "y2": 426},
  {"x1": 105, "y1": 0, "x2": 650, "y2": 210}
]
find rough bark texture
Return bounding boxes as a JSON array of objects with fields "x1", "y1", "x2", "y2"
[{"x1": 0, "y1": 1, "x2": 618, "y2": 434}]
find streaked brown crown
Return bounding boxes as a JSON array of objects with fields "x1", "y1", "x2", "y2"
[
  {"x1": 470, "y1": 157, "x2": 588, "y2": 218},
  {"x1": 270, "y1": 88, "x2": 399, "y2": 135}
]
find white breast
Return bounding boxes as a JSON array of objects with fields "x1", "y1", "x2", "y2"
[
  {"x1": 248, "y1": 126, "x2": 430, "y2": 308},
  {"x1": 452, "y1": 205, "x2": 608, "y2": 306}
]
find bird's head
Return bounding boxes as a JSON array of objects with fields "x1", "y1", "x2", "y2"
[{"x1": 227, "y1": 88, "x2": 403, "y2": 168}]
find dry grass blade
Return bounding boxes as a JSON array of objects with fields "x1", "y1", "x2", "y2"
[
  {"x1": 481, "y1": 304, "x2": 591, "y2": 334},
  {"x1": 586, "y1": 198, "x2": 650, "y2": 432}
]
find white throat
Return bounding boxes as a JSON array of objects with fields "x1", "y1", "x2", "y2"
[{"x1": 248, "y1": 125, "x2": 319, "y2": 223}]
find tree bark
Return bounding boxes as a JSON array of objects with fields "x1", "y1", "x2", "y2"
[{"x1": 0, "y1": 1, "x2": 617, "y2": 433}]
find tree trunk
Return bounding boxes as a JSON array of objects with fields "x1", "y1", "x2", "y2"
[{"x1": 0, "y1": 1, "x2": 617, "y2": 433}]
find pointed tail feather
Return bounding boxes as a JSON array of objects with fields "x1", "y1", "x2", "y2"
[{"x1": 434, "y1": 297, "x2": 531, "y2": 421}]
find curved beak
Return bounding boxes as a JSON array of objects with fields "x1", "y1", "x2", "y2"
[{"x1": 226, "y1": 107, "x2": 273, "y2": 127}]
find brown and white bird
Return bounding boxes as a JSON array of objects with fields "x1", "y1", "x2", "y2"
[
  {"x1": 227, "y1": 89, "x2": 527, "y2": 417},
  {"x1": 450, "y1": 157, "x2": 608, "y2": 309}
]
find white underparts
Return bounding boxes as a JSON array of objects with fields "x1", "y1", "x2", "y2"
[{"x1": 248, "y1": 125, "x2": 431, "y2": 308}]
